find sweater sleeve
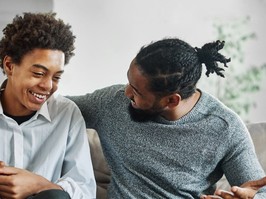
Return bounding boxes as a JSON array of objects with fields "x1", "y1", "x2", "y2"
[
  {"x1": 67, "y1": 84, "x2": 125, "y2": 129},
  {"x1": 222, "y1": 125, "x2": 265, "y2": 189}
]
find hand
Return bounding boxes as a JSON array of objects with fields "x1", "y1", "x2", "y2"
[
  {"x1": 201, "y1": 191, "x2": 233, "y2": 199},
  {"x1": 203, "y1": 188, "x2": 255, "y2": 199},
  {"x1": 201, "y1": 176, "x2": 266, "y2": 199},
  {"x1": 0, "y1": 165, "x2": 62, "y2": 199},
  {"x1": 228, "y1": 176, "x2": 266, "y2": 199}
]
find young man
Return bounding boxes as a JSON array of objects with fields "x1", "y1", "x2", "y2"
[
  {"x1": 0, "y1": 13, "x2": 96, "y2": 198},
  {"x1": 69, "y1": 38, "x2": 266, "y2": 198}
]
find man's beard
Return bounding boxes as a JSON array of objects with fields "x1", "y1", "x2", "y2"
[{"x1": 128, "y1": 103, "x2": 160, "y2": 122}]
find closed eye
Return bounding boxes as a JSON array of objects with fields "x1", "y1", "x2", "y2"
[
  {"x1": 33, "y1": 72, "x2": 44, "y2": 77},
  {"x1": 53, "y1": 76, "x2": 61, "y2": 82}
]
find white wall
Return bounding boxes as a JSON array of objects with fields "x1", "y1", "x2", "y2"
[
  {"x1": 1, "y1": 0, "x2": 265, "y2": 122},
  {"x1": 53, "y1": 0, "x2": 266, "y2": 122}
]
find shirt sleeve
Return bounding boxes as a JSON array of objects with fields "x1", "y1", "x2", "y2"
[{"x1": 56, "y1": 106, "x2": 96, "y2": 199}]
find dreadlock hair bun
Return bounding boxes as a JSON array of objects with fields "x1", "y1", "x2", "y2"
[
  {"x1": 135, "y1": 38, "x2": 230, "y2": 100},
  {"x1": 195, "y1": 40, "x2": 231, "y2": 78}
]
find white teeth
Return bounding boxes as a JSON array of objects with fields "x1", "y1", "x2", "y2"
[{"x1": 30, "y1": 91, "x2": 46, "y2": 99}]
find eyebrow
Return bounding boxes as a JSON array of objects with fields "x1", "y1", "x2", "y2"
[{"x1": 32, "y1": 64, "x2": 64, "y2": 74}]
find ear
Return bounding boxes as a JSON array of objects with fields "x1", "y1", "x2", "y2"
[
  {"x1": 165, "y1": 93, "x2": 181, "y2": 108},
  {"x1": 3, "y1": 56, "x2": 14, "y2": 76}
]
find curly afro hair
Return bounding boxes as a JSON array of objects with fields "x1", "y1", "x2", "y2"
[{"x1": 0, "y1": 12, "x2": 76, "y2": 74}]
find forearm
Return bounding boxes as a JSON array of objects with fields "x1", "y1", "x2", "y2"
[
  {"x1": 33, "y1": 175, "x2": 63, "y2": 193},
  {"x1": 0, "y1": 167, "x2": 63, "y2": 199}
]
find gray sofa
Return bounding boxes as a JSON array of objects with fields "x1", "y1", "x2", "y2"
[{"x1": 87, "y1": 122, "x2": 266, "y2": 199}]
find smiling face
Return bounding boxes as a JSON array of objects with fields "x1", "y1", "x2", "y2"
[
  {"x1": 125, "y1": 58, "x2": 169, "y2": 121},
  {"x1": 2, "y1": 48, "x2": 65, "y2": 116}
]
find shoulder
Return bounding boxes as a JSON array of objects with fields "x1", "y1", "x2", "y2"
[
  {"x1": 197, "y1": 90, "x2": 246, "y2": 133},
  {"x1": 200, "y1": 91, "x2": 241, "y2": 119},
  {"x1": 48, "y1": 93, "x2": 77, "y2": 106},
  {"x1": 47, "y1": 93, "x2": 81, "y2": 115},
  {"x1": 70, "y1": 84, "x2": 126, "y2": 106},
  {"x1": 93, "y1": 84, "x2": 125, "y2": 96}
]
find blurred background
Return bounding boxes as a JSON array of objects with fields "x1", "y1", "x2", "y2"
[{"x1": 0, "y1": 0, "x2": 265, "y2": 123}]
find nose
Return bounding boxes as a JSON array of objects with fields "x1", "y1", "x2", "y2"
[
  {"x1": 125, "y1": 84, "x2": 133, "y2": 99},
  {"x1": 39, "y1": 77, "x2": 53, "y2": 91}
]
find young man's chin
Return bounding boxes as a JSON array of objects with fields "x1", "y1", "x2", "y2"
[{"x1": 27, "y1": 103, "x2": 43, "y2": 112}]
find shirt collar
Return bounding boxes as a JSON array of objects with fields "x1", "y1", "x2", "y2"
[
  {"x1": 0, "y1": 101, "x2": 4, "y2": 115},
  {"x1": 0, "y1": 79, "x2": 7, "y2": 116},
  {"x1": 34, "y1": 101, "x2": 51, "y2": 122}
]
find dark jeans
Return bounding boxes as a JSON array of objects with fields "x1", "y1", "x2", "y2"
[{"x1": 27, "y1": 189, "x2": 70, "y2": 199}]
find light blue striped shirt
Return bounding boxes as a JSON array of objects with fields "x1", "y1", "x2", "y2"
[{"x1": 0, "y1": 92, "x2": 96, "y2": 199}]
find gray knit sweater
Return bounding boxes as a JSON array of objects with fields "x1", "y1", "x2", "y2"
[{"x1": 69, "y1": 84, "x2": 266, "y2": 199}]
